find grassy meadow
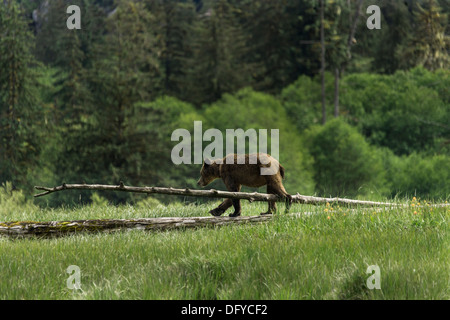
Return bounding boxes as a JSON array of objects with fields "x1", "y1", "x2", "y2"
[
  {"x1": 1, "y1": 0, "x2": 449, "y2": 302},
  {"x1": 0, "y1": 192, "x2": 448, "y2": 300}
]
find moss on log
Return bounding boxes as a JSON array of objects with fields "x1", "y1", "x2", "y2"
[{"x1": 0, "y1": 215, "x2": 273, "y2": 238}]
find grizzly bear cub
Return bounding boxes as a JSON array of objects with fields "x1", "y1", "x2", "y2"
[{"x1": 197, "y1": 153, "x2": 292, "y2": 217}]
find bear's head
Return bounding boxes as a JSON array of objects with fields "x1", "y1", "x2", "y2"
[{"x1": 197, "y1": 158, "x2": 219, "y2": 187}]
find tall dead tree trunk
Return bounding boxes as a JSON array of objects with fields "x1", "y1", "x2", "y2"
[
  {"x1": 320, "y1": 0, "x2": 326, "y2": 125},
  {"x1": 334, "y1": 67, "x2": 340, "y2": 117},
  {"x1": 347, "y1": 0, "x2": 364, "y2": 60},
  {"x1": 334, "y1": 0, "x2": 364, "y2": 118}
]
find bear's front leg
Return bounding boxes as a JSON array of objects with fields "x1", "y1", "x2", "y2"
[
  {"x1": 209, "y1": 198, "x2": 232, "y2": 216},
  {"x1": 221, "y1": 177, "x2": 242, "y2": 217},
  {"x1": 228, "y1": 198, "x2": 241, "y2": 217},
  {"x1": 209, "y1": 208, "x2": 225, "y2": 216},
  {"x1": 261, "y1": 200, "x2": 276, "y2": 215}
]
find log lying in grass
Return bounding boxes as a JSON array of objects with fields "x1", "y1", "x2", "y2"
[
  {"x1": 34, "y1": 183, "x2": 398, "y2": 207},
  {"x1": 0, "y1": 215, "x2": 273, "y2": 238}
]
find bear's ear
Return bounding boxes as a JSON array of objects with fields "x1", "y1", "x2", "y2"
[{"x1": 204, "y1": 158, "x2": 213, "y2": 166}]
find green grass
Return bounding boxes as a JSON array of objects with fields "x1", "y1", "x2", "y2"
[{"x1": 0, "y1": 193, "x2": 448, "y2": 300}]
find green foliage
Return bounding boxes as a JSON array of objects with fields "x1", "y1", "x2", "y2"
[
  {"x1": 0, "y1": 182, "x2": 38, "y2": 218},
  {"x1": 281, "y1": 68, "x2": 450, "y2": 199},
  {"x1": 280, "y1": 73, "x2": 337, "y2": 132},
  {"x1": 0, "y1": 0, "x2": 448, "y2": 203},
  {"x1": 305, "y1": 0, "x2": 350, "y2": 70},
  {"x1": 0, "y1": 1, "x2": 45, "y2": 190},
  {"x1": 183, "y1": 0, "x2": 253, "y2": 106},
  {"x1": 397, "y1": 0, "x2": 449, "y2": 71},
  {"x1": 305, "y1": 118, "x2": 386, "y2": 197},
  {"x1": 386, "y1": 152, "x2": 450, "y2": 199},
  {"x1": 44, "y1": 0, "x2": 165, "y2": 204},
  {"x1": 135, "y1": 196, "x2": 163, "y2": 209},
  {"x1": 236, "y1": 0, "x2": 307, "y2": 92},
  {"x1": 340, "y1": 68, "x2": 449, "y2": 155},
  {"x1": 371, "y1": 0, "x2": 449, "y2": 73},
  {"x1": 34, "y1": 0, "x2": 68, "y2": 64},
  {"x1": 130, "y1": 96, "x2": 203, "y2": 193},
  {"x1": 35, "y1": 0, "x2": 106, "y2": 67},
  {"x1": 370, "y1": 0, "x2": 411, "y2": 74},
  {"x1": 90, "y1": 192, "x2": 109, "y2": 207},
  {"x1": 145, "y1": 0, "x2": 197, "y2": 100}
]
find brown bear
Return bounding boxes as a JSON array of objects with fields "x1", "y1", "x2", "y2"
[{"x1": 197, "y1": 153, "x2": 292, "y2": 217}]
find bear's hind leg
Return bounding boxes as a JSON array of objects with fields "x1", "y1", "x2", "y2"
[
  {"x1": 268, "y1": 182, "x2": 292, "y2": 214},
  {"x1": 261, "y1": 185, "x2": 277, "y2": 215}
]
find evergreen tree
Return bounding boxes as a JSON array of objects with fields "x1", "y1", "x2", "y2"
[
  {"x1": 35, "y1": 0, "x2": 107, "y2": 68},
  {"x1": 87, "y1": 0, "x2": 161, "y2": 134},
  {"x1": 0, "y1": 1, "x2": 44, "y2": 189},
  {"x1": 54, "y1": 28, "x2": 88, "y2": 123},
  {"x1": 34, "y1": 0, "x2": 66, "y2": 64},
  {"x1": 144, "y1": 0, "x2": 197, "y2": 101},
  {"x1": 238, "y1": 0, "x2": 301, "y2": 93},
  {"x1": 65, "y1": 0, "x2": 163, "y2": 202},
  {"x1": 398, "y1": 0, "x2": 449, "y2": 71},
  {"x1": 49, "y1": 28, "x2": 93, "y2": 193},
  {"x1": 371, "y1": 0, "x2": 411, "y2": 73},
  {"x1": 184, "y1": 0, "x2": 253, "y2": 105}
]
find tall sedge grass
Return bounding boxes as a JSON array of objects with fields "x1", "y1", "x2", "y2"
[{"x1": 0, "y1": 189, "x2": 448, "y2": 299}]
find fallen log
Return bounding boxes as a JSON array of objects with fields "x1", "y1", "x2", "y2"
[
  {"x1": 34, "y1": 183, "x2": 398, "y2": 207},
  {"x1": 0, "y1": 215, "x2": 273, "y2": 238}
]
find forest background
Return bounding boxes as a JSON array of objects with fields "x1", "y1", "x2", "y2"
[{"x1": 0, "y1": 0, "x2": 449, "y2": 206}]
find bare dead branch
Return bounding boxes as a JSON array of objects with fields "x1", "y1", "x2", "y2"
[{"x1": 34, "y1": 183, "x2": 399, "y2": 207}]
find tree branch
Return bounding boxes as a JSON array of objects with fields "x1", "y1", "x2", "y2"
[{"x1": 34, "y1": 183, "x2": 399, "y2": 207}]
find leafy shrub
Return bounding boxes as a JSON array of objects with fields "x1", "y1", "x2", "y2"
[
  {"x1": 340, "y1": 68, "x2": 449, "y2": 155},
  {"x1": 305, "y1": 119, "x2": 387, "y2": 197},
  {"x1": 0, "y1": 182, "x2": 38, "y2": 219},
  {"x1": 280, "y1": 73, "x2": 336, "y2": 132},
  {"x1": 281, "y1": 68, "x2": 449, "y2": 156},
  {"x1": 386, "y1": 152, "x2": 450, "y2": 199},
  {"x1": 135, "y1": 196, "x2": 163, "y2": 209},
  {"x1": 91, "y1": 192, "x2": 109, "y2": 207}
]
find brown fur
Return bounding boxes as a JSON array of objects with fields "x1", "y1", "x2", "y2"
[{"x1": 197, "y1": 153, "x2": 292, "y2": 217}]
